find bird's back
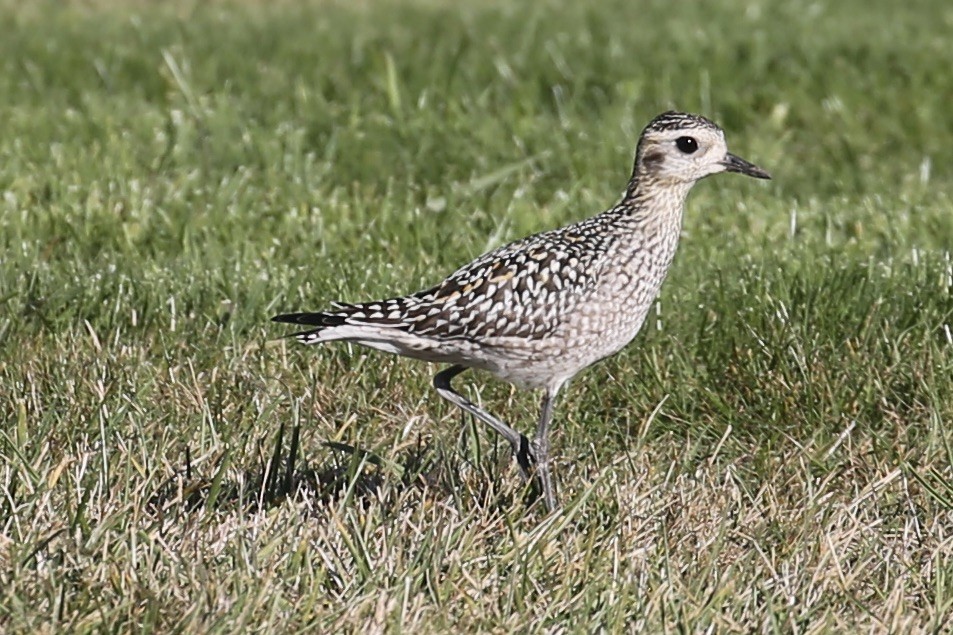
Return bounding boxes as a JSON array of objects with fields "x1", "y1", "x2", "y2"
[{"x1": 405, "y1": 212, "x2": 621, "y2": 340}]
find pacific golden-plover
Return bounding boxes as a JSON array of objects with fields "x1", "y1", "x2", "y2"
[{"x1": 273, "y1": 111, "x2": 770, "y2": 511}]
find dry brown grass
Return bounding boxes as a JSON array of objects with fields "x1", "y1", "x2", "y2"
[{"x1": 4, "y1": 358, "x2": 951, "y2": 632}]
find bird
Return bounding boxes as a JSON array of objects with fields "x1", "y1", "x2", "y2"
[{"x1": 273, "y1": 111, "x2": 770, "y2": 511}]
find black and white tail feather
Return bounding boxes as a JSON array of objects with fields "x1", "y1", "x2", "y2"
[{"x1": 272, "y1": 298, "x2": 414, "y2": 343}]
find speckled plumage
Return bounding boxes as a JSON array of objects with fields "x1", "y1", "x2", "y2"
[{"x1": 274, "y1": 111, "x2": 770, "y2": 511}]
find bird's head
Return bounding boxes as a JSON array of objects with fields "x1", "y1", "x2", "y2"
[{"x1": 632, "y1": 111, "x2": 771, "y2": 187}]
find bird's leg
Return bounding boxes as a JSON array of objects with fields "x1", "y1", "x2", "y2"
[
  {"x1": 433, "y1": 365, "x2": 534, "y2": 478},
  {"x1": 533, "y1": 387, "x2": 559, "y2": 512}
]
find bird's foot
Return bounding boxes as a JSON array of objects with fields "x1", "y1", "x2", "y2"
[{"x1": 514, "y1": 434, "x2": 535, "y2": 478}]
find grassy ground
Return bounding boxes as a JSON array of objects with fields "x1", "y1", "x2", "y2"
[{"x1": 2, "y1": 0, "x2": 953, "y2": 631}]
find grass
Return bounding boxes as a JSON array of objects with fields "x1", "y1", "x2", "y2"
[{"x1": 2, "y1": 0, "x2": 953, "y2": 631}]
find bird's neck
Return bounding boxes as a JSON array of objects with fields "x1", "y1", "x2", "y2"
[
  {"x1": 596, "y1": 175, "x2": 689, "y2": 284},
  {"x1": 616, "y1": 174, "x2": 692, "y2": 228}
]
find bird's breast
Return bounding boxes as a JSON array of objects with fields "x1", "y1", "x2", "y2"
[{"x1": 552, "y1": 229, "x2": 681, "y2": 361}]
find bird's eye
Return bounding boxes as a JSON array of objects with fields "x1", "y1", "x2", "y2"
[{"x1": 675, "y1": 136, "x2": 698, "y2": 154}]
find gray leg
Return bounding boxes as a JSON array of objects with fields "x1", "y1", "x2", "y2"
[
  {"x1": 433, "y1": 365, "x2": 534, "y2": 477},
  {"x1": 533, "y1": 388, "x2": 559, "y2": 511}
]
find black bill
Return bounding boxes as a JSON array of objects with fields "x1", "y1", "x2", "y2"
[{"x1": 723, "y1": 153, "x2": 771, "y2": 179}]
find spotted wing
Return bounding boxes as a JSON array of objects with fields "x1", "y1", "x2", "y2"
[{"x1": 394, "y1": 220, "x2": 617, "y2": 341}]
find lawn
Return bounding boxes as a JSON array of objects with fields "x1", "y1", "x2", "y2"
[{"x1": 2, "y1": 0, "x2": 953, "y2": 631}]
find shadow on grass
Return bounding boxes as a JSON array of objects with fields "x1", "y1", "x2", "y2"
[
  {"x1": 147, "y1": 423, "x2": 437, "y2": 516},
  {"x1": 147, "y1": 422, "x2": 537, "y2": 517}
]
